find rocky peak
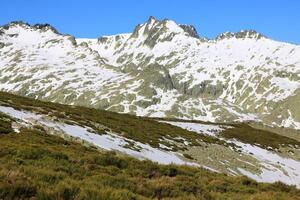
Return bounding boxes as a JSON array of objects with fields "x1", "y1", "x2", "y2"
[
  {"x1": 1, "y1": 21, "x2": 30, "y2": 30},
  {"x1": 131, "y1": 17, "x2": 202, "y2": 48},
  {"x1": 179, "y1": 24, "x2": 200, "y2": 38},
  {"x1": 32, "y1": 23, "x2": 59, "y2": 34},
  {"x1": 147, "y1": 16, "x2": 157, "y2": 24},
  {"x1": 0, "y1": 21, "x2": 60, "y2": 35},
  {"x1": 216, "y1": 30, "x2": 265, "y2": 40}
]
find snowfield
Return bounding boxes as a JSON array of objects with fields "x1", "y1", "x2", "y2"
[{"x1": 234, "y1": 140, "x2": 300, "y2": 188}]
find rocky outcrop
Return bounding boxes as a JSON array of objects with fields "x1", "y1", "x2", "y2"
[
  {"x1": 179, "y1": 24, "x2": 199, "y2": 38},
  {"x1": 216, "y1": 30, "x2": 265, "y2": 40}
]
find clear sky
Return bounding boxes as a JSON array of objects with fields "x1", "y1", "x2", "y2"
[{"x1": 1, "y1": 0, "x2": 300, "y2": 44}]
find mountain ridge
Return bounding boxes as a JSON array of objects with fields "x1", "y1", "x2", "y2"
[
  {"x1": 1, "y1": 18, "x2": 271, "y2": 42},
  {"x1": 0, "y1": 17, "x2": 300, "y2": 131}
]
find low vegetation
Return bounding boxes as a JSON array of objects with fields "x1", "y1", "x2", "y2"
[
  {"x1": 158, "y1": 117, "x2": 300, "y2": 149},
  {"x1": 1, "y1": 91, "x2": 299, "y2": 152},
  {"x1": 0, "y1": 113, "x2": 13, "y2": 134},
  {"x1": 0, "y1": 123, "x2": 299, "y2": 199},
  {"x1": 0, "y1": 92, "x2": 221, "y2": 151},
  {"x1": 220, "y1": 123, "x2": 300, "y2": 149}
]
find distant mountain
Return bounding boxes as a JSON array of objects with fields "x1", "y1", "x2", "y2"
[{"x1": 0, "y1": 17, "x2": 300, "y2": 131}]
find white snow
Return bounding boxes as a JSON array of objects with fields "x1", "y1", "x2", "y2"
[
  {"x1": 281, "y1": 110, "x2": 300, "y2": 130},
  {"x1": 56, "y1": 123, "x2": 190, "y2": 165},
  {"x1": 0, "y1": 23, "x2": 133, "y2": 103},
  {"x1": 0, "y1": 105, "x2": 194, "y2": 165},
  {"x1": 160, "y1": 121, "x2": 225, "y2": 137},
  {"x1": 265, "y1": 77, "x2": 300, "y2": 102},
  {"x1": 160, "y1": 118, "x2": 300, "y2": 188},
  {"x1": 2, "y1": 104, "x2": 300, "y2": 187},
  {"x1": 232, "y1": 140, "x2": 300, "y2": 188}
]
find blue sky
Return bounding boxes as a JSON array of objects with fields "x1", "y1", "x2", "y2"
[{"x1": 1, "y1": 0, "x2": 300, "y2": 44}]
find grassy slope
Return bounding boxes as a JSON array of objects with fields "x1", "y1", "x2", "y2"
[
  {"x1": 220, "y1": 123, "x2": 300, "y2": 149},
  {"x1": 1, "y1": 91, "x2": 300, "y2": 151},
  {"x1": 157, "y1": 118, "x2": 300, "y2": 149},
  {"x1": 0, "y1": 113, "x2": 13, "y2": 134},
  {"x1": 0, "y1": 121, "x2": 300, "y2": 200},
  {"x1": 0, "y1": 92, "x2": 221, "y2": 151}
]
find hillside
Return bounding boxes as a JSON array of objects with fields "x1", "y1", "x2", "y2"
[
  {"x1": 1, "y1": 91, "x2": 300, "y2": 191},
  {"x1": 1, "y1": 92, "x2": 300, "y2": 199},
  {"x1": 2, "y1": 122, "x2": 300, "y2": 199}
]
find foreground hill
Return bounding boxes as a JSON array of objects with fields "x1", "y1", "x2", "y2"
[
  {"x1": 0, "y1": 18, "x2": 300, "y2": 130},
  {"x1": 1, "y1": 91, "x2": 300, "y2": 192},
  {"x1": 2, "y1": 123, "x2": 300, "y2": 199}
]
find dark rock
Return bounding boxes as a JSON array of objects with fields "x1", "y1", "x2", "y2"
[
  {"x1": 216, "y1": 30, "x2": 265, "y2": 40},
  {"x1": 98, "y1": 36, "x2": 109, "y2": 43},
  {"x1": 33, "y1": 23, "x2": 59, "y2": 34},
  {"x1": 179, "y1": 24, "x2": 200, "y2": 38},
  {"x1": 147, "y1": 16, "x2": 157, "y2": 23},
  {"x1": 1, "y1": 21, "x2": 30, "y2": 30},
  {"x1": 66, "y1": 35, "x2": 77, "y2": 46}
]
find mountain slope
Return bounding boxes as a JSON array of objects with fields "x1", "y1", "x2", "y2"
[
  {"x1": 1, "y1": 91, "x2": 300, "y2": 188},
  {"x1": 1, "y1": 119, "x2": 300, "y2": 200},
  {"x1": 1, "y1": 18, "x2": 300, "y2": 130}
]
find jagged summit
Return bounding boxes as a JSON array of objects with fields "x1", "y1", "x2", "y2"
[
  {"x1": 147, "y1": 16, "x2": 157, "y2": 23},
  {"x1": 132, "y1": 17, "x2": 184, "y2": 35},
  {"x1": 216, "y1": 30, "x2": 266, "y2": 40},
  {"x1": 1, "y1": 21, "x2": 30, "y2": 29},
  {"x1": 32, "y1": 23, "x2": 60, "y2": 34},
  {"x1": 1, "y1": 19, "x2": 268, "y2": 45},
  {"x1": 0, "y1": 21, "x2": 60, "y2": 35},
  {"x1": 130, "y1": 17, "x2": 267, "y2": 44},
  {"x1": 143, "y1": 16, "x2": 200, "y2": 38},
  {"x1": 179, "y1": 24, "x2": 200, "y2": 38},
  {"x1": 129, "y1": 17, "x2": 184, "y2": 47},
  {"x1": 130, "y1": 17, "x2": 201, "y2": 46}
]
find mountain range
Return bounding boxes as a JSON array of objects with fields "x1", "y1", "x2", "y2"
[{"x1": 0, "y1": 17, "x2": 300, "y2": 130}]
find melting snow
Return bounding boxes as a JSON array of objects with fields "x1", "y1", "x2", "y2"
[
  {"x1": 232, "y1": 140, "x2": 300, "y2": 188},
  {"x1": 281, "y1": 110, "x2": 300, "y2": 130},
  {"x1": 159, "y1": 121, "x2": 225, "y2": 137},
  {"x1": 160, "y1": 119, "x2": 300, "y2": 188},
  {"x1": 0, "y1": 105, "x2": 194, "y2": 165}
]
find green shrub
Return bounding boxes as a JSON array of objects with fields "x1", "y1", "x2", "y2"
[
  {"x1": 0, "y1": 114, "x2": 13, "y2": 134},
  {"x1": 1, "y1": 92, "x2": 300, "y2": 199},
  {"x1": 220, "y1": 123, "x2": 300, "y2": 149}
]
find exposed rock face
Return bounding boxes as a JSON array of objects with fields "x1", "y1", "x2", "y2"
[
  {"x1": 0, "y1": 18, "x2": 300, "y2": 130},
  {"x1": 33, "y1": 23, "x2": 60, "y2": 34},
  {"x1": 179, "y1": 24, "x2": 200, "y2": 38},
  {"x1": 216, "y1": 30, "x2": 265, "y2": 40},
  {"x1": 2, "y1": 21, "x2": 60, "y2": 34}
]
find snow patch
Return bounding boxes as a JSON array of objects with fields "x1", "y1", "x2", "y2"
[
  {"x1": 160, "y1": 121, "x2": 225, "y2": 137},
  {"x1": 0, "y1": 105, "x2": 194, "y2": 165}
]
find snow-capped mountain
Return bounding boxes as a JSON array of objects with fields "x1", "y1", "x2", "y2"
[{"x1": 0, "y1": 17, "x2": 300, "y2": 130}]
